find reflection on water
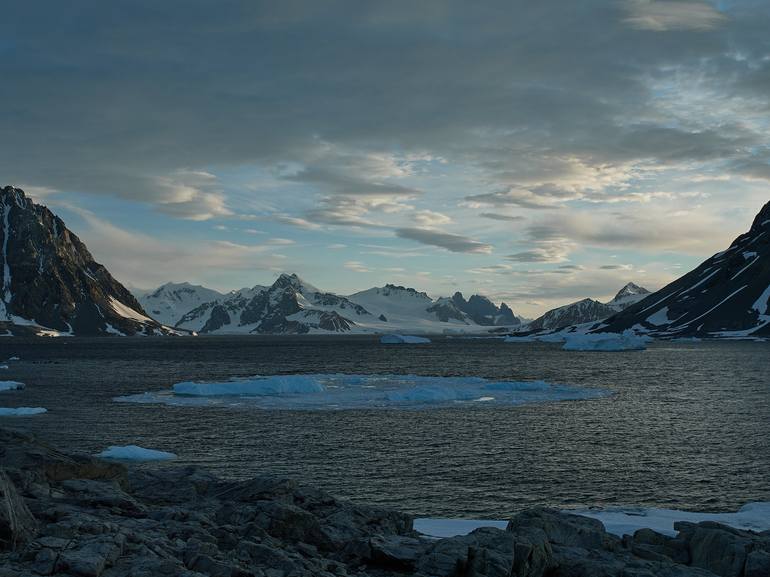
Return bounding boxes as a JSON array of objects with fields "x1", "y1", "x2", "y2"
[{"x1": 0, "y1": 336, "x2": 767, "y2": 518}]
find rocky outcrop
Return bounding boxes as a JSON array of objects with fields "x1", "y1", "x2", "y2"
[
  {"x1": 527, "y1": 298, "x2": 619, "y2": 332},
  {"x1": 0, "y1": 186, "x2": 171, "y2": 336},
  {"x1": 2, "y1": 427, "x2": 769, "y2": 577},
  {"x1": 451, "y1": 292, "x2": 522, "y2": 326}
]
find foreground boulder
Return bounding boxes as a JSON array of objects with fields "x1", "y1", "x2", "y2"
[{"x1": 1, "y1": 428, "x2": 769, "y2": 577}]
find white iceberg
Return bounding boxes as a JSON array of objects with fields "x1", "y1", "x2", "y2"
[
  {"x1": 415, "y1": 502, "x2": 770, "y2": 539},
  {"x1": 116, "y1": 373, "x2": 609, "y2": 411},
  {"x1": 562, "y1": 330, "x2": 649, "y2": 352},
  {"x1": 380, "y1": 334, "x2": 431, "y2": 344},
  {"x1": 173, "y1": 375, "x2": 325, "y2": 396},
  {"x1": 0, "y1": 381, "x2": 24, "y2": 391},
  {"x1": 97, "y1": 445, "x2": 178, "y2": 461},
  {"x1": 0, "y1": 407, "x2": 47, "y2": 416}
]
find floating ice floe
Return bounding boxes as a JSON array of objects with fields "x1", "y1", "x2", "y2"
[
  {"x1": 97, "y1": 445, "x2": 178, "y2": 461},
  {"x1": 415, "y1": 502, "x2": 770, "y2": 539},
  {"x1": 173, "y1": 375, "x2": 325, "y2": 396},
  {"x1": 0, "y1": 381, "x2": 24, "y2": 391},
  {"x1": 0, "y1": 407, "x2": 47, "y2": 416},
  {"x1": 115, "y1": 373, "x2": 609, "y2": 411},
  {"x1": 562, "y1": 330, "x2": 650, "y2": 352},
  {"x1": 380, "y1": 334, "x2": 432, "y2": 344}
]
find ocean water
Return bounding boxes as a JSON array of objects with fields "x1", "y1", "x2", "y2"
[{"x1": 0, "y1": 336, "x2": 768, "y2": 519}]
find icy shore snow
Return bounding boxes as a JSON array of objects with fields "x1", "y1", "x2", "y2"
[
  {"x1": 415, "y1": 502, "x2": 770, "y2": 539},
  {"x1": 97, "y1": 445, "x2": 178, "y2": 461},
  {"x1": 116, "y1": 373, "x2": 609, "y2": 411}
]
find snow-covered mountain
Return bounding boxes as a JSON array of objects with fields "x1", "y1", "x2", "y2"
[
  {"x1": 138, "y1": 282, "x2": 224, "y2": 327},
  {"x1": 0, "y1": 186, "x2": 173, "y2": 336},
  {"x1": 607, "y1": 282, "x2": 650, "y2": 311},
  {"x1": 526, "y1": 282, "x2": 651, "y2": 332},
  {"x1": 602, "y1": 201, "x2": 770, "y2": 339},
  {"x1": 171, "y1": 274, "x2": 371, "y2": 334},
  {"x1": 145, "y1": 278, "x2": 524, "y2": 335}
]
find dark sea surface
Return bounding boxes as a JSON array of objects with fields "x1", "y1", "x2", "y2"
[{"x1": 0, "y1": 336, "x2": 768, "y2": 518}]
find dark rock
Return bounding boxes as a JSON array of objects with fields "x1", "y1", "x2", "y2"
[
  {"x1": 416, "y1": 527, "x2": 516, "y2": 577},
  {"x1": 0, "y1": 185, "x2": 172, "y2": 336},
  {"x1": 0, "y1": 469, "x2": 37, "y2": 550}
]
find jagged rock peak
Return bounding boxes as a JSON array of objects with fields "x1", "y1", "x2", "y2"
[
  {"x1": 613, "y1": 282, "x2": 650, "y2": 300},
  {"x1": 749, "y1": 200, "x2": 770, "y2": 232}
]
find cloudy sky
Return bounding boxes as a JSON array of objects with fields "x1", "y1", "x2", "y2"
[{"x1": 3, "y1": 0, "x2": 769, "y2": 316}]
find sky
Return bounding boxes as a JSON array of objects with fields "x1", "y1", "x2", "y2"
[{"x1": 2, "y1": 0, "x2": 769, "y2": 317}]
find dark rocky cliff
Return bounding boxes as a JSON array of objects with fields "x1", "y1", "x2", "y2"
[{"x1": 0, "y1": 186, "x2": 169, "y2": 336}]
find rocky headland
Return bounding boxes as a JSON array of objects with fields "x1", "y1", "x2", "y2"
[{"x1": 1, "y1": 428, "x2": 768, "y2": 577}]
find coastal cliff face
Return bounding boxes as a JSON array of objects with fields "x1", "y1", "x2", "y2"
[
  {"x1": 1, "y1": 428, "x2": 768, "y2": 577},
  {"x1": 601, "y1": 201, "x2": 770, "y2": 338},
  {"x1": 0, "y1": 186, "x2": 170, "y2": 336}
]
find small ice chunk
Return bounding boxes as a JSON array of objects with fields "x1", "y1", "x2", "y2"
[
  {"x1": 380, "y1": 334, "x2": 431, "y2": 344},
  {"x1": 173, "y1": 375, "x2": 325, "y2": 396},
  {"x1": 0, "y1": 407, "x2": 47, "y2": 416},
  {"x1": 0, "y1": 381, "x2": 24, "y2": 391},
  {"x1": 562, "y1": 330, "x2": 649, "y2": 352},
  {"x1": 97, "y1": 445, "x2": 178, "y2": 461}
]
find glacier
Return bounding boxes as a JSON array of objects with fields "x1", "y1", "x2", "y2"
[{"x1": 115, "y1": 373, "x2": 609, "y2": 411}]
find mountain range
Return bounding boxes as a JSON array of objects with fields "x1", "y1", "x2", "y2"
[
  {"x1": 137, "y1": 276, "x2": 526, "y2": 335},
  {"x1": 526, "y1": 283, "x2": 650, "y2": 332},
  {"x1": 1, "y1": 185, "x2": 768, "y2": 339}
]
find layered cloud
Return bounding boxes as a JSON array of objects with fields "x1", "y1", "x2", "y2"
[{"x1": 2, "y1": 0, "x2": 768, "y2": 312}]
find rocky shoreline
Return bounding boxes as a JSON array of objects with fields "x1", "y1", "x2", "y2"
[{"x1": 1, "y1": 428, "x2": 768, "y2": 577}]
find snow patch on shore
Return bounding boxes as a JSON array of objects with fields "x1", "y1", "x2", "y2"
[
  {"x1": 115, "y1": 373, "x2": 609, "y2": 411},
  {"x1": 97, "y1": 445, "x2": 178, "y2": 461},
  {"x1": 573, "y1": 502, "x2": 770, "y2": 537},
  {"x1": 415, "y1": 502, "x2": 770, "y2": 539}
]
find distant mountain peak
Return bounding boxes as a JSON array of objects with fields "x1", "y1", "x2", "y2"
[{"x1": 612, "y1": 282, "x2": 650, "y2": 301}]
